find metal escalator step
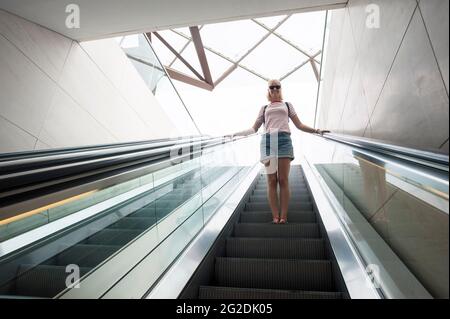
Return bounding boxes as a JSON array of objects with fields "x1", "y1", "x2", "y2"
[
  {"x1": 175, "y1": 182, "x2": 202, "y2": 188},
  {"x1": 252, "y1": 189, "x2": 310, "y2": 196},
  {"x1": 156, "y1": 205, "x2": 182, "y2": 219},
  {"x1": 155, "y1": 206, "x2": 180, "y2": 217},
  {"x1": 199, "y1": 286, "x2": 342, "y2": 299},
  {"x1": 164, "y1": 194, "x2": 194, "y2": 202},
  {"x1": 248, "y1": 195, "x2": 312, "y2": 203},
  {"x1": 257, "y1": 180, "x2": 306, "y2": 185},
  {"x1": 226, "y1": 238, "x2": 326, "y2": 259},
  {"x1": 167, "y1": 188, "x2": 194, "y2": 195},
  {"x1": 240, "y1": 211, "x2": 316, "y2": 223},
  {"x1": 249, "y1": 196, "x2": 311, "y2": 202},
  {"x1": 249, "y1": 195, "x2": 310, "y2": 202},
  {"x1": 84, "y1": 229, "x2": 142, "y2": 245},
  {"x1": 129, "y1": 207, "x2": 156, "y2": 218},
  {"x1": 245, "y1": 202, "x2": 313, "y2": 211},
  {"x1": 254, "y1": 183, "x2": 308, "y2": 188},
  {"x1": 108, "y1": 217, "x2": 157, "y2": 230},
  {"x1": 159, "y1": 195, "x2": 186, "y2": 201},
  {"x1": 234, "y1": 223, "x2": 319, "y2": 238},
  {"x1": 14, "y1": 264, "x2": 91, "y2": 297},
  {"x1": 155, "y1": 198, "x2": 189, "y2": 204},
  {"x1": 156, "y1": 203, "x2": 188, "y2": 212},
  {"x1": 257, "y1": 177, "x2": 306, "y2": 182},
  {"x1": 43, "y1": 244, "x2": 121, "y2": 268},
  {"x1": 252, "y1": 185, "x2": 308, "y2": 190},
  {"x1": 254, "y1": 185, "x2": 308, "y2": 191},
  {"x1": 155, "y1": 201, "x2": 180, "y2": 209},
  {"x1": 215, "y1": 258, "x2": 334, "y2": 291},
  {"x1": 246, "y1": 199, "x2": 311, "y2": 206},
  {"x1": 173, "y1": 187, "x2": 201, "y2": 195},
  {"x1": 259, "y1": 173, "x2": 304, "y2": 177},
  {"x1": 258, "y1": 173, "x2": 303, "y2": 177},
  {"x1": 159, "y1": 191, "x2": 187, "y2": 198}
]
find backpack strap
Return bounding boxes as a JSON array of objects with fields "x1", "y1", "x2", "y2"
[{"x1": 262, "y1": 104, "x2": 268, "y2": 124}]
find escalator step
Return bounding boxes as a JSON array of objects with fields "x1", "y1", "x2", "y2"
[
  {"x1": 129, "y1": 207, "x2": 156, "y2": 218},
  {"x1": 254, "y1": 185, "x2": 308, "y2": 191},
  {"x1": 248, "y1": 194, "x2": 311, "y2": 202},
  {"x1": 199, "y1": 286, "x2": 342, "y2": 299},
  {"x1": 108, "y1": 217, "x2": 157, "y2": 230},
  {"x1": 253, "y1": 185, "x2": 307, "y2": 191},
  {"x1": 245, "y1": 202, "x2": 312, "y2": 211},
  {"x1": 239, "y1": 211, "x2": 316, "y2": 223},
  {"x1": 233, "y1": 223, "x2": 319, "y2": 238},
  {"x1": 14, "y1": 264, "x2": 91, "y2": 297},
  {"x1": 155, "y1": 201, "x2": 180, "y2": 209},
  {"x1": 43, "y1": 244, "x2": 120, "y2": 268},
  {"x1": 256, "y1": 180, "x2": 306, "y2": 186},
  {"x1": 156, "y1": 206, "x2": 182, "y2": 220},
  {"x1": 130, "y1": 199, "x2": 190, "y2": 220},
  {"x1": 252, "y1": 189, "x2": 309, "y2": 196},
  {"x1": 226, "y1": 238, "x2": 326, "y2": 259},
  {"x1": 256, "y1": 177, "x2": 306, "y2": 182},
  {"x1": 256, "y1": 183, "x2": 307, "y2": 188},
  {"x1": 246, "y1": 199, "x2": 311, "y2": 206},
  {"x1": 159, "y1": 195, "x2": 187, "y2": 201},
  {"x1": 215, "y1": 257, "x2": 334, "y2": 291},
  {"x1": 84, "y1": 229, "x2": 142, "y2": 245}
]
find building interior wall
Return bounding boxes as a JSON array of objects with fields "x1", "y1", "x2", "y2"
[
  {"x1": 317, "y1": 0, "x2": 449, "y2": 154},
  {"x1": 316, "y1": 0, "x2": 449, "y2": 298},
  {"x1": 0, "y1": 9, "x2": 179, "y2": 153}
]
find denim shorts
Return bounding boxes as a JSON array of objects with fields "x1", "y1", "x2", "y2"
[{"x1": 260, "y1": 132, "x2": 294, "y2": 164}]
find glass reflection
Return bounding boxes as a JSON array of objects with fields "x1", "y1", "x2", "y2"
[
  {"x1": 300, "y1": 133, "x2": 448, "y2": 298},
  {"x1": 117, "y1": 34, "x2": 199, "y2": 136}
]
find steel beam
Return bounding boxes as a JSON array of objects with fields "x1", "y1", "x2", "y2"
[
  {"x1": 212, "y1": 15, "x2": 291, "y2": 84},
  {"x1": 171, "y1": 29, "x2": 268, "y2": 82},
  {"x1": 166, "y1": 67, "x2": 214, "y2": 91},
  {"x1": 153, "y1": 32, "x2": 205, "y2": 81},
  {"x1": 190, "y1": 26, "x2": 213, "y2": 85},
  {"x1": 310, "y1": 60, "x2": 320, "y2": 82},
  {"x1": 168, "y1": 26, "x2": 204, "y2": 67},
  {"x1": 279, "y1": 51, "x2": 321, "y2": 81},
  {"x1": 251, "y1": 19, "x2": 321, "y2": 64},
  {"x1": 213, "y1": 64, "x2": 238, "y2": 87}
]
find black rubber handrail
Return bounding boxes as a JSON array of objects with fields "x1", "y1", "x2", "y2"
[
  {"x1": 320, "y1": 133, "x2": 449, "y2": 170},
  {"x1": 0, "y1": 135, "x2": 208, "y2": 165},
  {"x1": 0, "y1": 136, "x2": 218, "y2": 175},
  {"x1": 0, "y1": 134, "x2": 249, "y2": 212}
]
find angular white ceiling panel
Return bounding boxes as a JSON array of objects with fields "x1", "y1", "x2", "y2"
[{"x1": 0, "y1": 0, "x2": 346, "y2": 40}]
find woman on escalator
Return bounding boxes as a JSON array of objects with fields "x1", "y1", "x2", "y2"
[{"x1": 230, "y1": 79, "x2": 328, "y2": 224}]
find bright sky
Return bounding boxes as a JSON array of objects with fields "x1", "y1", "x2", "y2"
[{"x1": 150, "y1": 11, "x2": 329, "y2": 137}]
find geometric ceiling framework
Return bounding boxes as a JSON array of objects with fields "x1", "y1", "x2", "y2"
[{"x1": 147, "y1": 14, "x2": 324, "y2": 91}]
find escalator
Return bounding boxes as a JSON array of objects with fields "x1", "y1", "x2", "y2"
[
  {"x1": 198, "y1": 165, "x2": 344, "y2": 299},
  {"x1": 0, "y1": 133, "x2": 448, "y2": 299},
  {"x1": 0, "y1": 166, "x2": 225, "y2": 298},
  {"x1": 0, "y1": 134, "x2": 257, "y2": 299},
  {"x1": 173, "y1": 133, "x2": 448, "y2": 299}
]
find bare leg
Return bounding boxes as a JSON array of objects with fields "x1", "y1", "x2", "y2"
[
  {"x1": 278, "y1": 158, "x2": 291, "y2": 222},
  {"x1": 265, "y1": 160, "x2": 279, "y2": 223}
]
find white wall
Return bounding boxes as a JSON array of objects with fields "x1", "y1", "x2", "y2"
[
  {"x1": 318, "y1": 0, "x2": 449, "y2": 153},
  {"x1": 0, "y1": 9, "x2": 179, "y2": 153},
  {"x1": 316, "y1": 0, "x2": 449, "y2": 298}
]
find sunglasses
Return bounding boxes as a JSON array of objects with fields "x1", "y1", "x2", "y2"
[{"x1": 269, "y1": 85, "x2": 281, "y2": 90}]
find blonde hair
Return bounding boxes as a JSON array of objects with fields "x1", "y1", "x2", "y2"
[{"x1": 266, "y1": 79, "x2": 283, "y2": 102}]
